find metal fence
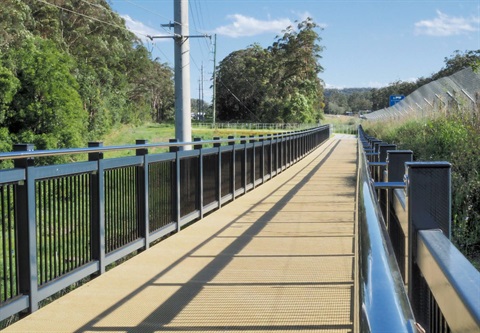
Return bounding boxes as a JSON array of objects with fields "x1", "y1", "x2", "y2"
[
  {"x1": 365, "y1": 67, "x2": 480, "y2": 120},
  {"x1": 358, "y1": 125, "x2": 480, "y2": 332},
  {"x1": 193, "y1": 122, "x2": 317, "y2": 131},
  {"x1": 0, "y1": 125, "x2": 330, "y2": 322}
]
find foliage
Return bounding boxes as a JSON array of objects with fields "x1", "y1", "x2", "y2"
[
  {"x1": 0, "y1": 0, "x2": 174, "y2": 154},
  {"x1": 432, "y1": 50, "x2": 480, "y2": 79},
  {"x1": 363, "y1": 111, "x2": 480, "y2": 266},
  {"x1": 325, "y1": 88, "x2": 374, "y2": 115},
  {"x1": 2, "y1": 37, "x2": 87, "y2": 151},
  {"x1": 216, "y1": 18, "x2": 325, "y2": 123}
]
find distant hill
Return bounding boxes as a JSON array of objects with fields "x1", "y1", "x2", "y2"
[{"x1": 324, "y1": 87, "x2": 372, "y2": 97}]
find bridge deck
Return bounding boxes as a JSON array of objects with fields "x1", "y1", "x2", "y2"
[{"x1": 5, "y1": 135, "x2": 358, "y2": 333}]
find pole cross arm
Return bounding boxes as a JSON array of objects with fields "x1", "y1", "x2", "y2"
[
  {"x1": 147, "y1": 34, "x2": 211, "y2": 40},
  {"x1": 147, "y1": 35, "x2": 180, "y2": 40}
]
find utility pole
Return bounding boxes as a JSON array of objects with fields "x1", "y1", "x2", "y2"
[
  {"x1": 201, "y1": 63, "x2": 204, "y2": 118},
  {"x1": 148, "y1": 1, "x2": 210, "y2": 147},
  {"x1": 198, "y1": 79, "x2": 201, "y2": 120},
  {"x1": 212, "y1": 34, "x2": 217, "y2": 126},
  {"x1": 174, "y1": 0, "x2": 191, "y2": 148}
]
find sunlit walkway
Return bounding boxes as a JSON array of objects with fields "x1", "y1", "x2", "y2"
[{"x1": 4, "y1": 135, "x2": 358, "y2": 333}]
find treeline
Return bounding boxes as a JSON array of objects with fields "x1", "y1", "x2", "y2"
[
  {"x1": 325, "y1": 50, "x2": 480, "y2": 114},
  {"x1": 0, "y1": 0, "x2": 174, "y2": 154},
  {"x1": 324, "y1": 88, "x2": 373, "y2": 114},
  {"x1": 215, "y1": 18, "x2": 325, "y2": 123}
]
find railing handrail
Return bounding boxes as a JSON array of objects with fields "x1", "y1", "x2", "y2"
[
  {"x1": 0, "y1": 126, "x2": 329, "y2": 162},
  {"x1": 358, "y1": 124, "x2": 480, "y2": 332},
  {"x1": 417, "y1": 230, "x2": 480, "y2": 332},
  {"x1": 357, "y1": 132, "x2": 417, "y2": 333}
]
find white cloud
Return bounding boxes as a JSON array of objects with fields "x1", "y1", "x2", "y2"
[
  {"x1": 121, "y1": 15, "x2": 167, "y2": 42},
  {"x1": 415, "y1": 10, "x2": 479, "y2": 36},
  {"x1": 213, "y1": 14, "x2": 293, "y2": 38}
]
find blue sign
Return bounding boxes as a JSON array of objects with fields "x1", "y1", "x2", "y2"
[{"x1": 389, "y1": 95, "x2": 405, "y2": 106}]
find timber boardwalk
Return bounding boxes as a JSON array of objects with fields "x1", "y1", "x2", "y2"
[{"x1": 4, "y1": 135, "x2": 358, "y2": 333}]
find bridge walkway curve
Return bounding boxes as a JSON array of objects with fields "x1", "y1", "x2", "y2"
[{"x1": 4, "y1": 135, "x2": 358, "y2": 333}]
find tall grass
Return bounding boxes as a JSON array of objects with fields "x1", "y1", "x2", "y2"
[{"x1": 363, "y1": 103, "x2": 480, "y2": 268}]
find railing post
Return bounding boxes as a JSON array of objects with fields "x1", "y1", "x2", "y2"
[
  {"x1": 387, "y1": 151, "x2": 413, "y2": 184},
  {"x1": 382, "y1": 150, "x2": 413, "y2": 283},
  {"x1": 378, "y1": 144, "x2": 396, "y2": 216},
  {"x1": 194, "y1": 138, "x2": 204, "y2": 218},
  {"x1": 259, "y1": 135, "x2": 265, "y2": 183},
  {"x1": 373, "y1": 141, "x2": 382, "y2": 165},
  {"x1": 228, "y1": 136, "x2": 235, "y2": 200},
  {"x1": 13, "y1": 144, "x2": 38, "y2": 314},
  {"x1": 213, "y1": 137, "x2": 222, "y2": 207},
  {"x1": 136, "y1": 140, "x2": 149, "y2": 250},
  {"x1": 274, "y1": 134, "x2": 279, "y2": 175},
  {"x1": 267, "y1": 134, "x2": 272, "y2": 178},
  {"x1": 240, "y1": 136, "x2": 247, "y2": 194},
  {"x1": 368, "y1": 139, "x2": 381, "y2": 160},
  {"x1": 169, "y1": 139, "x2": 181, "y2": 232},
  {"x1": 386, "y1": 150, "x2": 413, "y2": 253},
  {"x1": 287, "y1": 132, "x2": 292, "y2": 166},
  {"x1": 249, "y1": 135, "x2": 256, "y2": 189},
  {"x1": 379, "y1": 144, "x2": 396, "y2": 180},
  {"x1": 405, "y1": 162, "x2": 451, "y2": 327},
  {"x1": 88, "y1": 142, "x2": 106, "y2": 275}
]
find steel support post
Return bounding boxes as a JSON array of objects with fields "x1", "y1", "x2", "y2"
[
  {"x1": 193, "y1": 138, "x2": 204, "y2": 218},
  {"x1": 13, "y1": 144, "x2": 38, "y2": 314},
  {"x1": 213, "y1": 137, "x2": 221, "y2": 207},
  {"x1": 88, "y1": 142, "x2": 106, "y2": 275},
  {"x1": 406, "y1": 162, "x2": 451, "y2": 324},
  {"x1": 136, "y1": 140, "x2": 149, "y2": 250},
  {"x1": 228, "y1": 136, "x2": 235, "y2": 200}
]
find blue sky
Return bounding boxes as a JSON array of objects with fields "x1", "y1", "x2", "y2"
[{"x1": 110, "y1": 0, "x2": 480, "y2": 101}]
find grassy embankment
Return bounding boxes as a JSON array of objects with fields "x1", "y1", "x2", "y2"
[{"x1": 99, "y1": 122, "x2": 285, "y2": 158}]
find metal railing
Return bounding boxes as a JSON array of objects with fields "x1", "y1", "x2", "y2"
[
  {"x1": 0, "y1": 125, "x2": 330, "y2": 322},
  {"x1": 357, "y1": 129, "x2": 417, "y2": 333},
  {"x1": 359, "y1": 125, "x2": 480, "y2": 332},
  {"x1": 330, "y1": 123, "x2": 358, "y2": 135}
]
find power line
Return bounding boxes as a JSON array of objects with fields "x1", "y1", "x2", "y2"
[
  {"x1": 33, "y1": 0, "x2": 144, "y2": 37},
  {"x1": 217, "y1": 79, "x2": 261, "y2": 122},
  {"x1": 114, "y1": 0, "x2": 213, "y2": 97},
  {"x1": 152, "y1": 42, "x2": 172, "y2": 64},
  {"x1": 115, "y1": 0, "x2": 177, "y2": 36}
]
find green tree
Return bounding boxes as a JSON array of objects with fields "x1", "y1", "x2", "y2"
[
  {"x1": 0, "y1": 0, "x2": 175, "y2": 147},
  {"x1": 325, "y1": 90, "x2": 350, "y2": 114},
  {"x1": 216, "y1": 18, "x2": 325, "y2": 123},
  {"x1": 433, "y1": 50, "x2": 480, "y2": 79},
  {"x1": 269, "y1": 18, "x2": 325, "y2": 122},
  {"x1": 0, "y1": 63, "x2": 20, "y2": 122},
  {"x1": 0, "y1": 0, "x2": 34, "y2": 48},
  {"x1": 2, "y1": 37, "x2": 87, "y2": 150},
  {"x1": 348, "y1": 91, "x2": 373, "y2": 112},
  {"x1": 216, "y1": 45, "x2": 270, "y2": 121}
]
